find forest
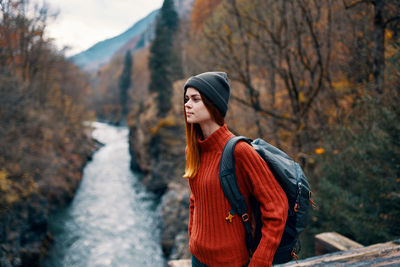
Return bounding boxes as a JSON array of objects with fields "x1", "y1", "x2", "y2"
[
  {"x1": 0, "y1": 0, "x2": 95, "y2": 208},
  {"x1": 0, "y1": 0, "x2": 399, "y2": 264},
  {"x1": 0, "y1": 1, "x2": 97, "y2": 264}
]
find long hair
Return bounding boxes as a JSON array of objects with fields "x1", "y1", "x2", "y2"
[{"x1": 183, "y1": 91, "x2": 225, "y2": 178}]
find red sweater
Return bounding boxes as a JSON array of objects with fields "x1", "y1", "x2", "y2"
[{"x1": 188, "y1": 125, "x2": 288, "y2": 267}]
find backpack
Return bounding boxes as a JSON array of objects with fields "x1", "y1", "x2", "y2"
[{"x1": 219, "y1": 136, "x2": 314, "y2": 264}]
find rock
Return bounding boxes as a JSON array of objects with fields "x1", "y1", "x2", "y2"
[
  {"x1": 0, "y1": 195, "x2": 51, "y2": 267},
  {"x1": 128, "y1": 80, "x2": 191, "y2": 262},
  {"x1": 0, "y1": 245, "x2": 13, "y2": 267},
  {"x1": 160, "y1": 182, "x2": 191, "y2": 260},
  {"x1": 20, "y1": 246, "x2": 41, "y2": 267},
  {"x1": 169, "y1": 232, "x2": 191, "y2": 260},
  {"x1": 0, "y1": 134, "x2": 98, "y2": 266}
]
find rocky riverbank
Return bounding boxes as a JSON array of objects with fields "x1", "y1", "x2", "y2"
[
  {"x1": 128, "y1": 80, "x2": 191, "y2": 261},
  {"x1": 0, "y1": 129, "x2": 101, "y2": 267}
]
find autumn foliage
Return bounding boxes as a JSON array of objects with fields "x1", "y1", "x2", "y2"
[
  {"x1": 0, "y1": 0, "x2": 94, "y2": 211},
  {"x1": 191, "y1": 0, "x2": 223, "y2": 30}
]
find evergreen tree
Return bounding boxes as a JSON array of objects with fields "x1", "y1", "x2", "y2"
[
  {"x1": 148, "y1": 0, "x2": 183, "y2": 116},
  {"x1": 303, "y1": 92, "x2": 400, "y2": 255},
  {"x1": 119, "y1": 50, "x2": 132, "y2": 118}
]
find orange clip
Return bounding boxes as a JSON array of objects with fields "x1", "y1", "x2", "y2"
[
  {"x1": 291, "y1": 250, "x2": 299, "y2": 262},
  {"x1": 310, "y1": 199, "x2": 318, "y2": 209},
  {"x1": 294, "y1": 203, "x2": 299, "y2": 212},
  {"x1": 225, "y1": 212, "x2": 235, "y2": 223}
]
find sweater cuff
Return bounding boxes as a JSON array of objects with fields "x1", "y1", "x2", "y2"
[{"x1": 248, "y1": 255, "x2": 273, "y2": 267}]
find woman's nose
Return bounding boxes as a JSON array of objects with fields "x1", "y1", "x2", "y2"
[{"x1": 185, "y1": 101, "x2": 192, "y2": 108}]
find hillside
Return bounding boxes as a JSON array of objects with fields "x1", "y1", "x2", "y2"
[
  {"x1": 68, "y1": 0, "x2": 194, "y2": 73},
  {"x1": 69, "y1": 10, "x2": 159, "y2": 72}
]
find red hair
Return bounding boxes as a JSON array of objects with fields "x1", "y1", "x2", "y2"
[{"x1": 183, "y1": 90, "x2": 225, "y2": 178}]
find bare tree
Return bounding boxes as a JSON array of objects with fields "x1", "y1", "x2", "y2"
[
  {"x1": 199, "y1": 0, "x2": 299, "y2": 138},
  {"x1": 343, "y1": 0, "x2": 400, "y2": 94},
  {"x1": 196, "y1": 0, "x2": 337, "y2": 155}
]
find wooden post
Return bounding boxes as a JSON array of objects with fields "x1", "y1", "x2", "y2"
[
  {"x1": 315, "y1": 232, "x2": 363, "y2": 255},
  {"x1": 168, "y1": 259, "x2": 191, "y2": 267}
]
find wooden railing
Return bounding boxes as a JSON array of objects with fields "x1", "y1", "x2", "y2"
[{"x1": 168, "y1": 233, "x2": 400, "y2": 266}]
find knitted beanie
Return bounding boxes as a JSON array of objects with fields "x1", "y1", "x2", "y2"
[{"x1": 184, "y1": 71, "x2": 230, "y2": 117}]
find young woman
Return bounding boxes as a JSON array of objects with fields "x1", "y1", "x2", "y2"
[{"x1": 183, "y1": 71, "x2": 288, "y2": 267}]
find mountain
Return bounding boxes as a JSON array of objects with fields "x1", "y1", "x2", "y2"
[
  {"x1": 68, "y1": 0, "x2": 195, "y2": 72},
  {"x1": 69, "y1": 9, "x2": 159, "y2": 72}
]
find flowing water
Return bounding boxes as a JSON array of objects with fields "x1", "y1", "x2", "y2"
[{"x1": 42, "y1": 122, "x2": 165, "y2": 267}]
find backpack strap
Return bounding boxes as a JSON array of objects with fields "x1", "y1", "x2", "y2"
[{"x1": 219, "y1": 136, "x2": 255, "y2": 255}]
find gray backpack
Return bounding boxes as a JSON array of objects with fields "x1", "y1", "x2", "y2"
[{"x1": 219, "y1": 136, "x2": 314, "y2": 264}]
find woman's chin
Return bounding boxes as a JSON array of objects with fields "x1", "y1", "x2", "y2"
[{"x1": 186, "y1": 118, "x2": 196, "y2": 124}]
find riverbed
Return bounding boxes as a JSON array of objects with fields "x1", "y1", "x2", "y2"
[{"x1": 41, "y1": 122, "x2": 165, "y2": 267}]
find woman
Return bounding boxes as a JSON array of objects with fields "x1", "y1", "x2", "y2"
[{"x1": 183, "y1": 71, "x2": 288, "y2": 267}]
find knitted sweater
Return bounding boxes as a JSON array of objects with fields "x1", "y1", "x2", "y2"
[{"x1": 188, "y1": 125, "x2": 288, "y2": 267}]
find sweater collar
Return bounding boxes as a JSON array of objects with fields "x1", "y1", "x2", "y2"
[{"x1": 198, "y1": 124, "x2": 234, "y2": 152}]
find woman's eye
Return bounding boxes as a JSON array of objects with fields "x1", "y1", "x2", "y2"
[{"x1": 185, "y1": 96, "x2": 201, "y2": 103}]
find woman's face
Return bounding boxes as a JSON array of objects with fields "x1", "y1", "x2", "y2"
[{"x1": 184, "y1": 87, "x2": 212, "y2": 125}]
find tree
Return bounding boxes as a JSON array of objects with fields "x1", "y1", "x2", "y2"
[
  {"x1": 191, "y1": 0, "x2": 223, "y2": 30},
  {"x1": 196, "y1": 0, "x2": 337, "y2": 156},
  {"x1": 0, "y1": 0, "x2": 49, "y2": 84},
  {"x1": 119, "y1": 50, "x2": 132, "y2": 119},
  {"x1": 343, "y1": 0, "x2": 400, "y2": 94},
  {"x1": 307, "y1": 91, "x2": 400, "y2": 250},
  {"x1": 148, "y1": 0, "x2": 183, "y2": 117},
  {"x1": 0, "y1": 0, "x2": 93, "y2": 254}
]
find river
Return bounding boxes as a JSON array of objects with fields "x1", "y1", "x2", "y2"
[{"x1": 41, "y1": 122, "x2": 166, "y2": 267}]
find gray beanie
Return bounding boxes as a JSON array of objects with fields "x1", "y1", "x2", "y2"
[{"x1": 184, "y1": 71, "x2": 230, "y2": 117}]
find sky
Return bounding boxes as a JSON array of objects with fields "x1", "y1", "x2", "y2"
[{"x1": 44, "y1": 0, "x2": 164, "y2": 56}]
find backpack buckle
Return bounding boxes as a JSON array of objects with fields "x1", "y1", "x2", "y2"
[
  {"x1": 309, "y1": 198, "x2": 318, "y2": 209},
  {"x1": 226, "y1": 210, "x2": 235, "y2": 223},
  {"x1": 294, "y1": 203, "x2": 299, "y2": 212},
  {"x1": 291, "y1": 249, "x2": 299, "y2": 262}
]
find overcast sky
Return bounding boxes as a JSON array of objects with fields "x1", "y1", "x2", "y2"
[{"x1": 45, "y1": 0, "x2": 164, "y2": 56}]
